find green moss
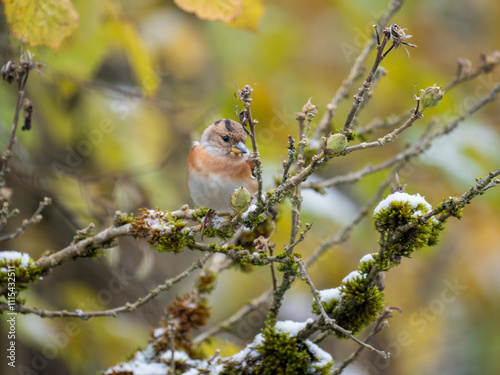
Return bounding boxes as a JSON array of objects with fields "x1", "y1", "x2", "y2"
[
  {"x1": 332, "y1": 273, "x2": 385, "y2": 338},
  {"x1": 373, "y1": 199, "x2": 444, "y2": 260},
  {"x1": 156, "y1": 231, "x2": 194, "y2": 254},
  {"x1": 346, "y1": 130, "x2": 357, "y2": 142},
  {"x1": 115, "y1": 213, "x2": 134, "y2": 226},
  {"x1": 240, "y1": 213, "x2": 265, "y2": 232},
  {"x1": 131, "y1": 209, "x2": 195, "y2": 253},
  {"x1": 312, "y1": 294, "x2": 340, "y2": 316},
  {"x1": 202, "y1": 222, "x2": 234, "y2": 241},
  {"x1": 358, "y1": 257, "x2": 377, "y2": 274},
  {"x1": 192, "y1": 207, "x2": 210, "y2": 222},
  {"x1": 0, "y1": 254, "x2": 42, "y2": 293},
  {"x1": 436, "y1": 197, "x2": 463, "y2": 219},
  {"x1": 222, "y1": 319, "x2": 333, "y2": 375},
  {"x1": 312, "y1": 273, "x2": 385, "y2": 338}
]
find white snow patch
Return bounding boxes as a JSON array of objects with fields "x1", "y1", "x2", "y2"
[
  {"x1": 253, "y1": 332, "x2": 264, "y2": 347},
  {"x1": 209, "y1": 364, "x2": 225, "y2": 375},
  {"x1": 105, "y1": 350, "x2": 169, "y2": 375},
  {"x1": 275, "y1": 319, "x2": 313, "y2": 337},
  {"x1": 0, "y1": 251, "x2": 32, "y2": 269},
  {"x1": 374, "y1": 192, "x2": 431, "y2": 215},
  {"x1": 342, "y1": 271, "x2": 363, "y2": 284},
  {"x1": 304, "y1": 339, "x2": 333, "y2": 369},
  {"x1": 359, "y1": 253, "x2": 375, "y2": 263},
  {"x1": 153, "y1": 327, "x2": 167, "y2": 338},
  {"x1": 161, "y1": 350, "x2": 190, "y2": 363},
  {"x1": 211, "y1": 216, "x2": 225, "y2": 229},
  {"x1": 319, "y1": 287, "x2": 342, "y2": 303},
  {"x1": 241, "y1": 204, "x2": 257, "y2": 219}
]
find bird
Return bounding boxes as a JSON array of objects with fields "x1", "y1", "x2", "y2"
[{"x1": 186, "y1": 119, "x2": 258, "y2": 213}]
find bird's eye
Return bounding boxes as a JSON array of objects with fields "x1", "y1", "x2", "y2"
[{"x1": 222, "y1": 135, "x2": 230, "y2": 143}]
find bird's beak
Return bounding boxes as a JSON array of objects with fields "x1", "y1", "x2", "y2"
[{"x1": 231, "y1": 142, "x2": 250, "y2": 154}]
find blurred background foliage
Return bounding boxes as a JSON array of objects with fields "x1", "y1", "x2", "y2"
[{"x1": 0, "y1": 0, "x2": 499, "y2": 374}]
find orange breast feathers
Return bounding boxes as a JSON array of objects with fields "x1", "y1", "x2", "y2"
[{"x1": 187, "y1": 145, "x2": 258, "y2": 193}]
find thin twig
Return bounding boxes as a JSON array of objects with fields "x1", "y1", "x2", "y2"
[
  {"x1": 1, "y1": 52, "x2": 42, "y2": 187},
  {"x1": 305, "y1": 164, "x2": 403, "y2": 268},
  {"x1": 350, "y1": 67, "x2": 387, "y2": 129},
  {"x1": 332, "y1": 307, "x2": 401, "y2": 374},
  {"x1": 356, "y1": 110, "x2": 408, "y2": 137},
  {"x1": 290, "y1": 113, "x2": 311, "y2": 243},
  {"x1": 312, "y1": 0, "x2": 405, "y2": 140},
  {"x1": 269, "y1": 224, "x2": 312, "y2": 317},
  {"x1": 342, "y1": 27, "x2": 392, "y2": 135},
  {"x1": 444, "y1": 52, "x2": 500, "y2": 92},
  {"x1": 296, "y1": 260, "x2": 389, "y2": 358},
  {"x1": 281, "y1": 136, "x2": 296, "y2": 184},
  {"x1": 342, "y1": 108, "x2": 422, "y2": 154},
  {"x1": 303, "y1": 123, "x2": 433, "y2": 191},
  {"x1": 1, "y1": 254, "x2": 213, "y2": 319},
  {"x1": 236, "y1": 84, "x2": 264, "y2": 205},
  {"x1": 192, "y1": 288, "x2": 274, "y2": 344},
  {"x1": 0, "y1": 197, "x2": 51, "y2": 242}
]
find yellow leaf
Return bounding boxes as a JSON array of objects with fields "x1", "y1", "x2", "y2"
[
  {"x1": 2, "y1": 0, "x2": 79, "y2": 51},
  {"x1": 227, "y1": 0, "x2": 265, "y2": 31},
  {"x1": 174, "y1": 0, "x2": 243, "y2": 22}
]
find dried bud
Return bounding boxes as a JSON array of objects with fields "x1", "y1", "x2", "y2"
[
  {"x1": 230, "y1": 186, "x2": 251, "y2": 214},
  {"x1": 302, "y1": 97, "x2": 318, "y2": 119},
  {"x1": 22, "y1": 98, "x2": 33, "y2": 131},
  {"x1": 479, "y1": 51, "x2": 500, "y2": 73},
  {"x1": 325, "y1": 133, "x2": 347, "y2": 155},
  {"x1": 420, "y1": 85, "x2": 444, "y2": 111}
]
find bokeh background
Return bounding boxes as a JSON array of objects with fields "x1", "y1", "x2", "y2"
[{"x1": 0, "y1": 0, "x2": 499, "y2": 374}]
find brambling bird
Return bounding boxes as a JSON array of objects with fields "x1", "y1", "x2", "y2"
[{"x1": 186, "y1": 119, "x2": 258, "y2": 213}]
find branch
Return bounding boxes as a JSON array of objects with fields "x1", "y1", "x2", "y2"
[
  {"x1": 305, "y1": 164, "x2": 403, "y2": 268},
  {"x1": 356, "y1": 112, "x2": 408, "y2": 137},
  {"x1": 341, "y1": 26, "x2": 392, "y2": 135},
  {"x1": 444, "y1": 51, "x2": 500, "y2": 92},
  {"x1": 193, "y1": 287, "x2": 274, "y2": 344},
  {"x1": 1, "y1": 254, "x2": 213, "y2": 319},
  {"x1": 313, "y1": 0, "x2": 405, "y2": 140},
  {"x1": 302, "y1": 135, "x2": 430, "y2": 190},
  {"x1": 296, "y1": 259, "x2": 389, "y2": 358},
  {"x1": 332, "y1": 307, "x2": 401, "y2": 374},
  {"x1": 236, "y1": 84, "x2": 264, "y2": 205},
  {"x1": 0, "y1": 197, "x2": 51, "y2": 242},
  {"x1": 343, "y1": 105, "x2": 423, "y2": 154},
  {"x1": 1, "y1": 52, "x2": 42, "y2": 187},
  {"x1": 35, "y1": 222, "x2": 132, "y2": 272},
  {"x1": 395, "y1": 168, "x2": 500, "y2": 240}
]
